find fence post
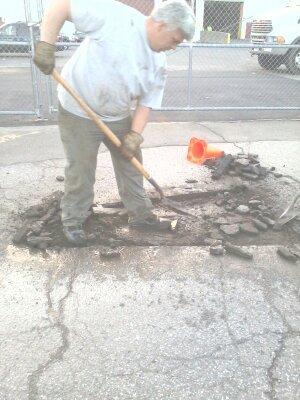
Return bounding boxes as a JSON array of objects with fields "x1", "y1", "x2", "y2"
[{"x1": 187, "y1": 44, "x2": 193, "y2": 108}]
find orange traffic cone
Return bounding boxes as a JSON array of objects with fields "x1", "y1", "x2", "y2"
[{"x1": 187, "y1": 137, "x2": 224, "y2": 165}]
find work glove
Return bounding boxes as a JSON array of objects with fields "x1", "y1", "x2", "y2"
[
  {"x1": 120, "y1": 131, "x2": 144, "y2": 160},
  {"x1": 33, "y1": 41, "x2": 56, "y2": 75}
]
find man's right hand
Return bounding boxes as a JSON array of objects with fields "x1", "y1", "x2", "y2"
[{"x1": 33, "y1": 41, "x2": 56, "y2": 75}]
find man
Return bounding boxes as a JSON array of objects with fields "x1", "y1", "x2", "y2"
[{"x1": 34, "y1": 0, "x2": 195, "y2": 246}]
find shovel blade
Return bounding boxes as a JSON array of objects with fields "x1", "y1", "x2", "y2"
[{"x1": 160, "y1": 198, "x2": 194, "y2": 217}]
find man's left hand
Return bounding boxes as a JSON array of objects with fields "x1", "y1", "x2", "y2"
[{"x1": 120, "y1": 131, "x2": 144, "y2": 159}]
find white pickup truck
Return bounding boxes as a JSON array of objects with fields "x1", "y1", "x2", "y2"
[{"x1": 251, "y1": 3, "x2": 300, "y2": 74}]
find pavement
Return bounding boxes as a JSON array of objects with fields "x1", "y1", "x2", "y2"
[{"x1": 0, "y1": 118, "x2": 300, "y2": 400}]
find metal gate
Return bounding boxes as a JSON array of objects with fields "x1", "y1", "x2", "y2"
[
  {"x1": 0, "y1": 0, "x2": 299, "y2": 119},
  {"x1": 0, "y1": 0, "x2": 44, "y2": 117}
]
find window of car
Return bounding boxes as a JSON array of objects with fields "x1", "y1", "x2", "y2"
[{"x1": 0, "y1": 24, "x2": 17, "y2": 36}]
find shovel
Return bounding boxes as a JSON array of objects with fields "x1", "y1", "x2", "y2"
[
  {"x1": 52, "y1": 69, "x2": 192, "y2": 217},
  {"x1": 274, "y1": 192, "x2": 300, "y2": 229}
]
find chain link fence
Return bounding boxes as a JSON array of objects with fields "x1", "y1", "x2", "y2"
[
  {"x1": 0, "y1": 1, "x2": 38, "y2": 116},
  {"x1": 0, "y1": 0, "x2": 299, "y2": 120}
]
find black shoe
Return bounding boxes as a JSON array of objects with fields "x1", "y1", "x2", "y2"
[
  {"x1": 128, "y1": 214, "x2": 173, "y2": 232},
  {"x1": 63, "y1": 225, "x2": 87, "y2": 246}
]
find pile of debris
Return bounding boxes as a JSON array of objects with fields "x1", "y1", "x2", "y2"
[
  {"x1": 205, "y1": 153, "x2": 277, "y2": 181},
  {"x1": 202, "y1": 191, "x2": 299, "y2": 262},
  {"x1": 12, "y1": 191, "x2": 64, "y2": 251},
  {"x1": 10, "y1": 149, "x2": 299, "y2": 264}
]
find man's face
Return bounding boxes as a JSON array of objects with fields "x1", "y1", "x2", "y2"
[{"x1": 150, "y1": 22, "x2": 185, "y2": 52}]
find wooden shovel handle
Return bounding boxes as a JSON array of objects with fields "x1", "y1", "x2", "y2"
[{"x1": 51, "y1": 69, "x2": 151, "y2": 180}]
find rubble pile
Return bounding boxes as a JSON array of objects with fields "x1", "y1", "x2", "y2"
[
  {"x1": 10, "y1": 154, "x2": 299, "y2": 263},
  {"x1": 205, "y1": 153, "x2": 273, "y2": 181},
  {"x1": 202, "y1": 188, "x2": 299, "y2": 262}
]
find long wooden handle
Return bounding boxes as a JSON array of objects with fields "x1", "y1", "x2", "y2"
[{"x1": 51, "y1": 69, "x2": 151, "y2": 180}]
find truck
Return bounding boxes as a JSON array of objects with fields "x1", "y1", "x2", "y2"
[{"x1": 250, "y1": 3, "x2": 300, "y2": 74}]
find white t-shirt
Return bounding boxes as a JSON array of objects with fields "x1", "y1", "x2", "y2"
[{"x1": 58, "y1": 0, "x2": 167, "y2": 121}]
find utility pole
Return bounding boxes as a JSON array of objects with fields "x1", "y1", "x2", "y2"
[{"x1": 194, "y1": 0, "x2": 205, "y2": 41}]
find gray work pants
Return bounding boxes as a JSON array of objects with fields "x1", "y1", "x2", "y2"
[{"x1": 58, "y1": 104, "x2": 153, "y2": 227}]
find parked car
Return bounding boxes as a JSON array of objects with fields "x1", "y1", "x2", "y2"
[
  {"x1": 57, "y1": 33, "x2": 70, "y2": 43},
  {"x1": 0, "y1": 22, "x2": 69, "y2": 53},
  {"x1": 250, "y1": 4, "x2": 300, "y2": 74},
  {"x1": 71, "y1": 31, "x2": 85, "y2": 43}
]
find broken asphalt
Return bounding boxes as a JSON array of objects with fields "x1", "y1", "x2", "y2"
[{"x1": 0, "y1": 118, "x2": 300, "y2": 400}]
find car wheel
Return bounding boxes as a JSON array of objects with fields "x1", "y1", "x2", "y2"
[
  {"x1": 286, "y1": 47, "x2": 300, "y2": 75},
  {"x1": 258, "y1": 54, "x2": 283, "y2": 70}
]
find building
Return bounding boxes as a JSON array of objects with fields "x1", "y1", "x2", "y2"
[
  {"x1": 119, "y1": 0, "x2": 244, "y2": 39},
  {"x1": 118, "y1": 0, "x2": 154, "y2": 14},
  {"x1": 118, "y1": 1, "x2": 290, "y2": 39},
  {"x1": 194, "y1": 0, "x2": 290, "y2": 40},
  {"x1": 0, "y1": 17, "x2": 5, "y2": 27}
]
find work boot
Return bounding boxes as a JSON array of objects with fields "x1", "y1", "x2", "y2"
[
  {"x1": 128, "y1": 214, "x2": 173, "y2": 232},
  {"x1": 63, "y1": 224, "x2": 88, "y2": 246}
]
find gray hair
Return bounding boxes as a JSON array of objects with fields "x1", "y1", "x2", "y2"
[{"x1": 151, "y1": 0, "x2": 196, "y2": 41}]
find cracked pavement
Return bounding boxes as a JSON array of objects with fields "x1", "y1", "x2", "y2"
[{"x1": 0, "y1": 119, "x2": 299, "y2": 399}]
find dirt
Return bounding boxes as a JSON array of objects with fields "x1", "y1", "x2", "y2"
[{"x1": 11, "y1": 180, "x2": 300, "y2": 252}]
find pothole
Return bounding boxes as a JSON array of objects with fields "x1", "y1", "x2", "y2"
[{"x1": 11, "y1": 181, "x2": 300, "y2": 253}]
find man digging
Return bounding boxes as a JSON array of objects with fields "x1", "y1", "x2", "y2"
[{"x1": 34, "y1": 0, "x2": 195, "y2": 246}]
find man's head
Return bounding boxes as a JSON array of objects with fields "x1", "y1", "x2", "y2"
[{"x1": 146, "y1": 0, "x2": 195, "y2": 52}]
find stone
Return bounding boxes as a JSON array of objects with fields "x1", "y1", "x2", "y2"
[
  {"x1": 27, "y1": 236, "x2": 53, "y2": 248},
  {"x1": 257, "y1": 205, "x2": 268, "y2": 212},
  {"x1": 214, "y1": 216, "x2": 243, "y2": 226},
  {"x1": 252, "y1": 219, "x2": 268, "y2": 231},
  {"x1": 248, "y1": 200, "x2": 262, "y2": 208},
  {"x1": 259, "y1": 216, "x2": 275, "y2": 227},
  {"x1": 185, "y1": 179, "x2": 198, "y2": 184},
  {"x1": 249, "y1": 210, "x2": 262, "y2": 217},
  {"x1": 208, "y1": 230, "x2": 224, "y2": 240},
  {"x1": 29, "y1": 221, "x2": 44, "y2": 235},
  {"x1": 274, "y1": 173, "x2": 283, "y2": 178},
  {"x1": 224, "y1": 243, "x2": 253, "y2": 260},
  {"x1": 12, "y1": 226, "x2": 29, "y2": 244},
  {"x1": 241, "y1": 165, "x2": 260, "y2": 175},
  {"x1": 40, "y1": 231, "x2": 53, "y2": 237},
  {"x1": 291, "y1": 222, "x2": 300, "y2": 235},
  {"x1": 220, "y1": 224, "x2": 240, "y2": 236},
  {"x1": 107, "y1": 238, "x2": 123, "y2": 248},
  {"x1": 241, "y1": 172, "x2": 259, "y2": 181},
  {"x1": 56, "y1": 175, "x2": 65, "y2": 182},
  {"x1": 100, "y1": 248, "x2": 121, "y2": 259},
  {"x1": 204, "y1": 238, "x2": 223, "y2": 246},
  {"x1": 236, "y1": 205, "x2": 250, "y2": 215},
  {"x1": 289, "y1": 245, "x2": 300, "y2": 259},
  {"x1": 209, "y1": 246, "x2": 225, "y2": 256},
  {"x1": 37, "y1": 242, "x2": 48, "y2": 251},
  {"x1": 214, "y1": 217, "x2": 229, "y2": 225},
  {"x1": 227, "y1": 199, "x2": 237, "y2": 206},
  {"x1": 25, "y1": 206, "x2": 44, "y2": 218},
  {"x1": 215, "y1": 198, "x2": 225, "y2": 206},
  {"x1": 277, "y1": 247, "x2": 297, "y2": 263},
  {"x1": 52, "y1": 246, "x2": 62, "y2": 253},
  {"x1": 234, "y1": 158, "x2": 249, "y2": 167},
  {"x1": 258, "y1": 167, "x2": 268, "y2": 178},
  {"x1": 239, "y1": 222, "x2": 259, "y2": 236},
  {"x1": 40, "y1": 208, "x2": 56, "y2": 223}
]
